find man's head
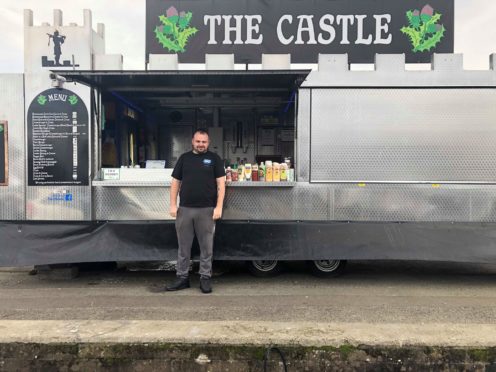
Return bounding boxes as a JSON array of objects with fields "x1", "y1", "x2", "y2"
[{"x1": 192, "y1": 129, "x2": 210, "y2": 154}]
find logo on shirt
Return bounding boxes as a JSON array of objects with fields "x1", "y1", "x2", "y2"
[{"x1": 203, "y1": 158, "x2": 213, "y2": 166}]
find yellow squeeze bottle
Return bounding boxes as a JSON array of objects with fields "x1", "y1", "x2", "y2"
[
  {"x1": 266, "y1": 161, "x2": 273, "y2": 182},
  {"x1": 273, "y1": 162, "x2": 281, "y2": 182}
]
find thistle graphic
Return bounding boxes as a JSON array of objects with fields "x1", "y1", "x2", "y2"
[
  {"x1": 401, "y1": 4, "x2": 445, "y2": 53},
  {"x1": 154, "y1": 6, "x2": 198, "y2": 53},
  {"x1": 68, "y1": 95, "x2": 78, "y2": 105},
  {"x1": 0, "y1": 125, "x2": 3, "y2": 133},
  {"x1": 37, "y1": 95, "x2": 47, "y2": 105}
]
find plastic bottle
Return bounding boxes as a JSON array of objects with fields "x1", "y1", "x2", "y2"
[
  {"x1": 266, "y1": 161, "x2": 273, "y2": 182},
  {"x1": 226, "y1": 166, "x2": 232, "y2": 182},
  {"x1": 231, "y1": 164, "x2": 238, "y2": 181},
  {"x1": 273, "y1": 162, "x2": 281, "y2": 182},
  {"x1": 284, "y1": 157, "x2": 291, "y2": 169},
  {"x1": 238, "y1": 164, "x2": 245, "y2": 181},
  {"x1": 252, "y1": 163, "x2": 259, "y2": 181},
  {"x1": 244, "y1": 163, "x2": 252, "y2": 181},
  {"x1": 280, "y1": 163, "x2": 287, "y2": 181},
  {"x1": 288, "y1": 168, "x2": 295, "y2": 182},
  {"x1": 259, "y1": 162, "x2": 265, "y2": 182}
]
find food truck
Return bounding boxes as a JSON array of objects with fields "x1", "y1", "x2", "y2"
[{"x1": 2, "y1": 2, "x2": 496, "y2": 276}]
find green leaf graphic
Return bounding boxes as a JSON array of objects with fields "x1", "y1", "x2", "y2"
[
  {"x1": 178, "y1": 12, "x2": 192, "y2": 30},
  {"x1": 425, "y1": 13, "x2": 441, "y2": 27},
  {"x1": 155, "y1": 9, "x2": 198, "y2": 53},
  {"x1": 177, "y1": 27, "x2": 198, "y2": 49},
  {"x1": 155, "y1": 28, "x2": 183, "y2": 52},
  {"x1": 159, "y1": 15, "x2": 175, "y2": 35},
  {"x1": 400, "y1": 27, "x2": 421, "y2": 50},
  {"x1": 415, "y1": 27, "x2": 445, "y2": 52},
  {"x1": 401, "y1": 6, "x2": 445, "y2": 53},
  {"x1": 0, "y1": 125, "x2": 4, "y2": 133},
  {"x1": 37, "y1": 95, "x2": 47, "y2": 105},
  {"x1": 68, "y1": 95, "x2": 78, "y2": 105}
]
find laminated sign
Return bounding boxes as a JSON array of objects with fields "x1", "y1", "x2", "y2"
[
  {"x1": 146, "y1": 0, "x2": 454, "y2": 63},
  {"x1": 27, "y1": 89, "x2": 89, "y2": 186}
]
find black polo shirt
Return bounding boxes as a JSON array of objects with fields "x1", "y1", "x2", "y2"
[{"x1": 172, "y1": 151, "x2": 225, "y2": 208}]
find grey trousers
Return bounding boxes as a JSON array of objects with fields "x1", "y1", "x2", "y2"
[{"x1": 175, "y1": 206, "x2": 215, "y2": 278}]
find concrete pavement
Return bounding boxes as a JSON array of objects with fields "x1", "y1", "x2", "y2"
[{"x1": 1, "y1": 261, "x2": 496, "y2": 370}]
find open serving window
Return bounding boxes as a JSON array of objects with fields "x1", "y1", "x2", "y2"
[{"x1": 58, "y1": 70, "x2": 309, "y2": 185}]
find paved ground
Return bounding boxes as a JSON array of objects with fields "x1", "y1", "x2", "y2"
[{"x1": 1, "y1": 260, "x2": 496, "y2": 346}]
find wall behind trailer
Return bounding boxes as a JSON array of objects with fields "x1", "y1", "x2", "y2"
[{"x1": 0, "y1": 74, "x2": 25, "y2": 220}]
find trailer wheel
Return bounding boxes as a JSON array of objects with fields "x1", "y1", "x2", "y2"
[
  {"x1": 308, "y1": 260, "x2": 347, "y2": 277},
  {"x1": 247, "y1": 260, "x2": 282, "y2": 277}
]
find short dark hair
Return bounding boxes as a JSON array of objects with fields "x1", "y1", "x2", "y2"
[{"x1": 193, "y1": 128, "x2": 209, "y2": 138}]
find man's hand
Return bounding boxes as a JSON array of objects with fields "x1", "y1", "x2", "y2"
[
  {"x1": 170, "y1": 205, "x2": 178, "y2": 218},
  {"x1": 213, "y1": 206, "x2": 222, "y2": 220}
]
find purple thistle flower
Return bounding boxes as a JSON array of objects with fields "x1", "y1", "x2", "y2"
[
  {"x1": 166, "y1": 6, "x2": 178, "y2": 18},
  {"x1": 421, "y1": 5, "x2": 434, "y2": 17},
  {"x1": 413, "y1": 10, "x2": 420, "y2": 17}
]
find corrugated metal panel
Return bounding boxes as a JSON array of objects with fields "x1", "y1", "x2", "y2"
[
  {"x1": 92, "y1": 183, "x2": 496, "y2": 223},
  {"x1": 0, "y1": 74, "x2": 25, "y2": 220},
  {"x1": 311, "y1": 89, "x2": 496, "y2": 183}
]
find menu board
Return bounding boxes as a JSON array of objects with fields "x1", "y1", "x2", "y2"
[
  {"x1": 27, "y1": 88, "x2": 89, "y2": 186},
  {"x1": 0, "y1": 121, "x2": 7, "y2": 186}
]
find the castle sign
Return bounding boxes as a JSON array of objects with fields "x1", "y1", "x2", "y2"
[{"x1": 146, "y1": 0, "x2": 454, "y2": 63}]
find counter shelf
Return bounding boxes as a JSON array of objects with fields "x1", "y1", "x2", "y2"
[
  {"x1": 226, "y1": 181, "x2": 296, "y2": 187},
  {"x1": 92, "y1": 180, "x2": 172, "y2": 187},
  {"x1": 92, "y1": 180, "x2": 296, "y2": 187}
]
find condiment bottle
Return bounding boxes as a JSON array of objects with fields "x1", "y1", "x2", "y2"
[
  {"x1": 280, "y1": 163, "x2": 287, "y2": 181},
  {"x1": 226, "y1": 166, "x2": 232, "y2": 182},
  {"x1": 252, "y1": 163, "x2": 259, "y2": 181},
  {"x1": 284, "y1": 157, "x2": 291, "y2": 169},
  {"x1": 273, "y1": 162, "x2": 281, "y2": 182},
  {"x1": 266, "y1": 161, "x2": 273, "y2": 182},
  {"x1": 238, "y1": 165, "x2": 245, "y2": 181},
  {"x1": 231, "y1": 165, "x2": 238, "y2": 181},
  {"x1": 259, "y1": 162, "x2": 265, "y2": 182},
  {"x1": 244, "y1": 163, "x2": 252, "y2": 181},
  {"x1": 288, "y1": 168, "x2": 295, "y2": 182}
]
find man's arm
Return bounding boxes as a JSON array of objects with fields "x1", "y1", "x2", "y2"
[
  {"x1": 213, "y1": 176, "x2": 226, "y2": 220},
  {"x1": 170, "y1": 177, "x2": 181, "y2": 217}
]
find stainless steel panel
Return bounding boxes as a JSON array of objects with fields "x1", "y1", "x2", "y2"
[
  {"x1": 311, "y1": 89, "x2": 496, "y2": 183},
  {"x1": 27, "y1": 186, "x2": 91, "y2": 220},
  {"x1": 333, "y1": 184, "x2": 471, "y2": 222},
  {"x1": 296, "y1": 89, "x2": 310, "y2": 182},
  {"x1": 223, "y1": 183, "x2": 328, "y2": 220},
  {"x1": 95, "y1": 186, "x2": 170, "y2": 220},
  {"x1": 0, "y1": 74, "x2": 25, "y2": 220},
  {"x1": 93, "y1": 182, "x2": 496, "y2": 223}
]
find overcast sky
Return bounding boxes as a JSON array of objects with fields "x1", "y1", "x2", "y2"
[{"x1": 1, "y1": 0, "x2": 496, "y2": 71}]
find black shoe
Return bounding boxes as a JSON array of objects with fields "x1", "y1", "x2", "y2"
[
  {"x1": 200, "y1": 277, "x2": 212, "y2": 294},
  {"x1": 166, "y1": 277, "x2": 190, "y2": 291}
]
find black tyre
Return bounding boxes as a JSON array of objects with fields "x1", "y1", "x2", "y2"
[
  {"x1": 307, "y1": 260, "x2": 347, "y2": 277},
  {"x1": 247, "y1": 260, "x2": 282, "y2": 277}
]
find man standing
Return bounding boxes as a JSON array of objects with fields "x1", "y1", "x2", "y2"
[{"x1": 166, "y1": 129, "x2": 226, "y2": 293}]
